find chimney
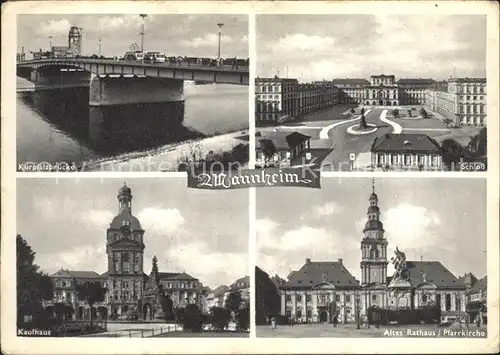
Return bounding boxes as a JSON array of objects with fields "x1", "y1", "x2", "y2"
[
  {"x1": 306, "y1": 258, "x2": 311, "y2": 264},
  {"x1": 338, "y1": 258, "x2": 343, "y2": 265}
]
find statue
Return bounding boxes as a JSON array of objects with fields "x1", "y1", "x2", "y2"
[{"x1": 390, "y1": 247, "x2": 408, "y2": 282}]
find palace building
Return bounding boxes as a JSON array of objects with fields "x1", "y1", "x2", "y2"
[
  {"x1": 45, "y1": 183, "x2": 205, "y2": 321},
  {"x1": 278, "y1": 182, "x2": 484, "y2": 324}
]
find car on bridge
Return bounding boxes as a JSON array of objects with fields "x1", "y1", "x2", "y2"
[
  {"x1": 123, "y1": 51, "x2": 144, "y2": 62},
  {"x1": 144, "y1": 52, "x2": 166, "y2": 64}
]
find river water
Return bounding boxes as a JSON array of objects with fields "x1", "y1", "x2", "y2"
[{"x1": 16, "y1": 78, "x2": 248, "y2": 166}]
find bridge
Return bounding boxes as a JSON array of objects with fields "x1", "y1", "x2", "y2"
[{"x1": 17, "y1": 58, "x2": 249, "y2": 106}]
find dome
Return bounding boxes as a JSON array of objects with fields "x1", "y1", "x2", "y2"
[
  {"x1": 364, "y1": 220, "x2": 383, "y2": 231},
  {"x1": 110, "y1": 210, "x2": 142, "y2": 230},
  {"x1": 369, "y1": 192, "x2": 378, "y2": 200},
  {"x1": 118, "y1": 184, "x2": 132, "y2": 196}
]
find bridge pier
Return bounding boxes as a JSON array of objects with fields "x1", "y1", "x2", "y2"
[{"x1": 89, "y1": 75, "x2": 185, "y2": 106}]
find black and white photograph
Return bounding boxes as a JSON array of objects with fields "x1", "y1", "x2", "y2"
[
  {"x1": 255, "y1": 15, "x2": 487, "y2": 172},
  {"x1": 255, "y1": 177, "x2": 487, "y2": 338},
  {"x1": 16, "y1": 14, "x2": 249, "y2": 172},
  {"x1": 16, "y1": 178, "x2": 250, "y2": 337}
]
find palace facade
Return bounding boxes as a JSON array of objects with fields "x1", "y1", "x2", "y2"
[
  {"x1": 278, "y1": 183, "x2": 484, "y2": 324},
  {"x1": 45, "y1": 183, "x2": 205, "y2": 321},
  {"x1": 255, "y1": 74, "x2": 487, "y2": 128}
]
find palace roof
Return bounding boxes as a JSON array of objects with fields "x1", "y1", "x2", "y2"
[
  {"x1": 282, "y1": 259, "x2": 360, "y2": 289},
  {"x1": 397, "y1": 78, "x2": 436, "y2": 85},
  {"x1": 51, "y1": 269, "x2": 103, "y2": 279},
  {"x1": 331, "y1": 78, "x2": 371, "y2": 85},
  {"x1": 258, "y1": 131, "x2": 311, "y2": 151},
  {"x1": 158, "y1": 271, "x2": 198, "y2": 281},
  {"x1": 371, "y1": 133, "x2": 441, "y2": 154},
  {"x1": 404, "y1": 261, "x2": 465, "y2": 289}
]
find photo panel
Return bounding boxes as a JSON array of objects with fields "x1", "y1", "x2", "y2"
[
  {"x1": 256, "y1": 177, "x2": 487, "y2": 338},
  {"x1": 16, "y1": 14, "x2": 249, "y2": 173},
  {"x1": 254, "y1": 15, "x2": 487, "y2": 172},
  {"x1": 16, "y1": 177, "x2": 250, "y2": 337}
]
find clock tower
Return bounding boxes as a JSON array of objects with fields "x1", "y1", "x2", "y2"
[
  {"x1": 106, "y1": 183, "x2": 146, "y2": 318},
  {"x1": 360, "y1": 179, "x2": 388, "y2": 285}
]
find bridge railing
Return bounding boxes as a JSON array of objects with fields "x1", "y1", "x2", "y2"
[{"x1": 18, "y1": 57, "x2": 249, "y2": 72}]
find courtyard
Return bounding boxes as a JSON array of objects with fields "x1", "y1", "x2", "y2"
[{"x1": 257, "y1": 323, "x2": 487, "y2": 338}]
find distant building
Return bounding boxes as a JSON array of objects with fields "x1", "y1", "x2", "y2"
[
  {"x1": 425, "y1": 78, "x2": 487, "y2": 127},
  {"x1": 275, "y1": 183, "x2": 481, "y2": 324},
  {"x1": 370, "y1": 133, "x2": 442, "y2": 170},
  {"x1": 466, "y1": 275, "x2": 487, "y2": 325},
  {"x1": 225, "y1": 276, "x2": 250, "y2": 308},
  {"x1": 255, "y1": 77, "x2": 299, "y2": 124},
  {"x1": 68, "y1": 26, "x2": 83, "y2": 55},
  {"x1": 256, "y1": 131, "x2": 311, "y2": 168},
  {"x1": 204, "y1": 285, "x2": 230, "y2": 312}
]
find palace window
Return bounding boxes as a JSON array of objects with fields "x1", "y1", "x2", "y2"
[
  {"x1": 306, "y1": 295, "x2": 312, "y2": 302},
  {"x1": 345, "y1": 295, "x2": 351, "y2": 302},
  {"x1": 296, "y1": 295, "x2": 302, "y2": 302},
  {"x1": 336, "y1": 295, "x2": 341, "y2": 302},
  {"x1": 422, "y1": 294, "x2": 428, "y2": 303},
  {"x1": 286, "y1": 295, "x2": 291, "y2": 302},
  {"x1": 372, "y1": 294, "x2": 377, "y2": 301},
  {"x1": 286, "y1": 309, "x2": 292, "y2": 318},
  {"x1": 445, "y1": 294, "x2": 451, "y2": 311},
  {"x1": 307, "y1": 310, "x2": 312, "y2": 318},
  {"x1": 297, "y1": 310, "x2": 302, "y2": 318}
]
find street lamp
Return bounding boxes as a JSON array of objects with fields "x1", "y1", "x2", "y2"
[
  {"x1": 355, "y1": 292, "x2": 360, "y2": 329},
  {"x1": 49, "y1": 36, "x2": 53, "y2": 58},
  {"x1": 98, "y1": 38, "x2": 102, "y2": 57},
  {"x1": 217, "y1": 23, "x2": 224, "y2": 59},
  {"x1": 139, "y1": 14, "x2": 148, "y2": 63}
]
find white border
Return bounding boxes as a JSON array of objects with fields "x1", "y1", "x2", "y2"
[{"x1": 2, "y1": 1, "x2": 499, "y2": 354}]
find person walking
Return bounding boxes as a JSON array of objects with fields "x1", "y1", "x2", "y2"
[{"x1": 271, "y1": 316, "x2": 277, "y2": 330}]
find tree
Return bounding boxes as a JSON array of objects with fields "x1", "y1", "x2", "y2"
[
  {"x1": 76, "y1": 281, "x2": 106, "y2": 327},
  {"x1": 392, "y1": 109, "x2": 399, "y2": 117},
  {"x1": 441, "y1": 139, "x2": 464, "y2": 170},
  {"x1": 467, "y1": 127, "x2": 487, "y2": 157},
  {"x1": 162, "y1": 295, "x2": 174, "y2": 321},
  {"x1": 408, "y1": 109, "x2": 412, "y2": 117},
  {"x1": 210, "y1": 307, "x2": 231, "y2": 331},
  {"x1": 54, "y1": 302, "x2": 74, "y2": 322},
  {"x1": 182, "y1": 304, "x2": 203, "y2": 332},
  {"x1": 225, "y1": 290, "x2": 243, "y2": 313},
  {"x1": 260, "y1": 141, "x2": 277, "y2": 167},
  {"x1": 236, "y1": 302, "x2": 250, "y2": 331},
  {"x1": 420, "y1": 107, "x2": 428, "y2": 118},
  {"x1": 17, "y1": 235, "x2": 54, "y2": 327},
  {"x1": 255, "y1": 267, "x2": 281, "y2": 325}
]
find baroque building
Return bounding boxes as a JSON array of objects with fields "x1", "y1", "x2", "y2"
[
  {"x1": 276, "y1": 181, "x2": 483, "y2": 324},
  {"x1": 45, "y1": 183, "x2": 204, "y2": 321}
]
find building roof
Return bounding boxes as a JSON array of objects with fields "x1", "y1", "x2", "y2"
[
  {"x1": 331, "y1": 78, "x2": 370, "y2": 86},
  {"x1": 467, "y1": 276, "x2": 487, "y2": 295},
  {"x1": 51, "y1": 269, "x2": 103, "y2": 279},
  {"x1": 158, "y1": 271, "x2": 198, "y2": 281},
  {"x1": 405, "y1": 261, "x2": 465, "y2": 289},
  {"x1": 371, "y1": 74, "x2": 395, "y2": 78},
  {"x1": 255, "y1": 77, "x2": 298, "y2": 83},
  {"x1": 397, "y1": 78, "x2": 436, "y2": 85},
  {"x1": 282, "y1": 259, "x2": 360, "y2": 289},
  {"x1": 212, "y1": 285, "x2": 230, "y2": 297},
  {"x1": 448, "y1": 78, "x2": 486, "y2": 84},
  {"x1": 258, "y1": 131, "x2": 311, "y2": 151},
  {"x1": 109, "y1": 210, "x2": 143, "y2": 230},
  {"x1": 230, "y1": 275, "x2": 250, "y2": 291},
  {"x1": 371, "y1": 133, "x2": 441, "y2": 154}
]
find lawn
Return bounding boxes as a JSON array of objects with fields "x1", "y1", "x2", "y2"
[
  {"x1": 390, "y1": 117, "x2": 449, "y2": 130},
  {"x1": 154, "y1": 331, "x2": 249, "y2": 337}
]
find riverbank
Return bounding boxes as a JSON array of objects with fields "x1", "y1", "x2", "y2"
[{"x1": 81, "y1": 130, "x2": 249, "y2": 172}]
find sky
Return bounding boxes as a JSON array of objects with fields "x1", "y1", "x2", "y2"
[
  {"x1": 18, "y1": 14, "x2": 248, "y2": 59},
  {"x1": 257, "y1": 178, "x2": 487, "y2": 282},
  {"x1": 257, "y1": 15, "x2": 486, "y2": 82},
  {"x1": 17, "y1": 178, "x2": 249, "y2": 289}
]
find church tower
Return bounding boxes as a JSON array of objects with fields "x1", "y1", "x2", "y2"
[
  {"x1": 360, "y1": 179, "x2": 388, "y2": 285},
  {"x1": 106, "y1": 183, "x2": 146, "y2": 317}
]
